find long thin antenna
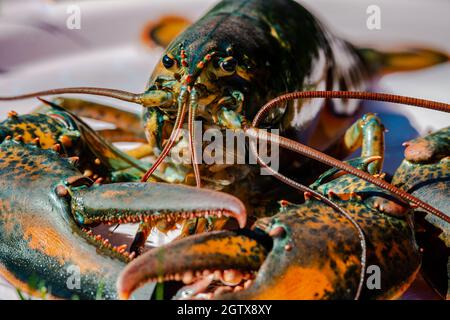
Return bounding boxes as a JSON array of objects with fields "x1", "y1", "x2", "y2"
[
  {"x1": 252, "y1": 91, "x2": 449, "y2": 124},
  {"x1": 0, "y1": 87, "x2": 143, "y2": 104},
  {"x1": 248, "y1": 90, "x2": 450, "y2": 222}
]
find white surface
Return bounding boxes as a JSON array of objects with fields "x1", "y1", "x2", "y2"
[{"x1": 0, "y1": 0, "x2": 449, "y2": 299}]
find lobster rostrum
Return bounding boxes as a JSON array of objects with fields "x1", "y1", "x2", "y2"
[
  {"x1": 0, "y1": 101, "x2": 246, "y2": 299},
  {"x1": 118, "y1": 122, "x2": 441, "y2": 300}
]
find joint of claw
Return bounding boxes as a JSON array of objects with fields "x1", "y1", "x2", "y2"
[
  {"x1": 55, "y1": 185, "x2": 69, "y2": 197},
  {"x1": 268, "y1": 226, "x2": 286, "y2": 238}
]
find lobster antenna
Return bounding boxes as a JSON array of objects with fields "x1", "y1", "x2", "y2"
[
  {"x1": 141, "y1": 90, "x2": 188, "y2": 182},
  {"x1": 247, "y1": 90, "x2": 450, "y2": 222},
  {"x1": 253, "y1": 91, "x2": 450, "y2": 120},
  {"x1": 248, "y1": 141, "x2": 366, "y2": 300},
  {"x1": 0, "y1": 87, "x2": 145, "y2": 104}
]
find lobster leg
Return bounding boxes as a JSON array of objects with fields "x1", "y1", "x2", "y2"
[
  {"x1": 97, "y1": 128, "x2": 147, "y2": 143},
  {"x1": 36, "y1": 98, "x2": 183, "y2": 162},
  {"x1": 341, "y1": 113, "x2": 385, "y2": 174},
  {"x1": 122, "y1": 144, "x2": 153, "y2": 159},
  {"x1": 37, "y1": 98, "x2": 154, "y2": 159},
  {"x1": 323, "y1": 113, "x2": 385, "y2": 174},
  {"x1": 38, "y1": 99, "x2": 168, "y2": 183},
  {"x1": 35, "y1": 97, "x2": 144, "y2": 139}
]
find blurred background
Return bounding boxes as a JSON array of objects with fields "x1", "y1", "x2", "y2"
[{"x1": 0, "y1": 0, "x2": 449, "y2": 299}]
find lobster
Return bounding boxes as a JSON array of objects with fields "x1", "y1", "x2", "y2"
[
  {"x1": 1, "y1": 0, "x2": 448, "y2": 250},
  {"x1": 117, "y1": 126, "x2": 449, "y2": 300},
  {"x1": 0, "y1": 0, "x2": 449, "y2": 299}
]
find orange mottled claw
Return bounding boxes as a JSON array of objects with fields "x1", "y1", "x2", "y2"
[
  {"x1": 116, "y1": 191, "x2": 421, "y2": 300},
  {"x1": 117, "y1": 230, "x2": 269, "y2": 300}
]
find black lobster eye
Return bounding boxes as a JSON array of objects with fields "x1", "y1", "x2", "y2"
[
  {"x1": 220, "y1": 57, "x2": 237, "y2": 72},
  {"x1": 162, "y1": 55, "x2": 175, "y2": 69}
]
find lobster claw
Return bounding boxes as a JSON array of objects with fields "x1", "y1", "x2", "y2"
[
  {"x1": 117, "y1": 229, "x2": 270, "y2": 300},
  {"x1": 402, "y1": 127, "x2": 449, "y2": 163},
  {"x1": 0, "y1": 136, "x2": 247, "y2": 299},
  {"x1": 117, "y1": 193, "x2": 421, "y2": 300},
  {"x1": 70, "y1": 182, "x2": 247, "y2": 229}
]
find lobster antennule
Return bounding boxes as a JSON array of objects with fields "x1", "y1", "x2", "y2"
[
  {"x1": 140, "y1": 86, "x2": 202, "y2": 186},
  {"x1": 141, "y1": 88, "x2": 189, "y2": 182}
]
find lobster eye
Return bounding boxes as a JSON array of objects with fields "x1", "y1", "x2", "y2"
[
  {"x1": 220, "y1": 58, "x2": 237, "y2": 73},
  {"x1": 162, "y1": 55, "x2": 175, "y2": 69}
]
